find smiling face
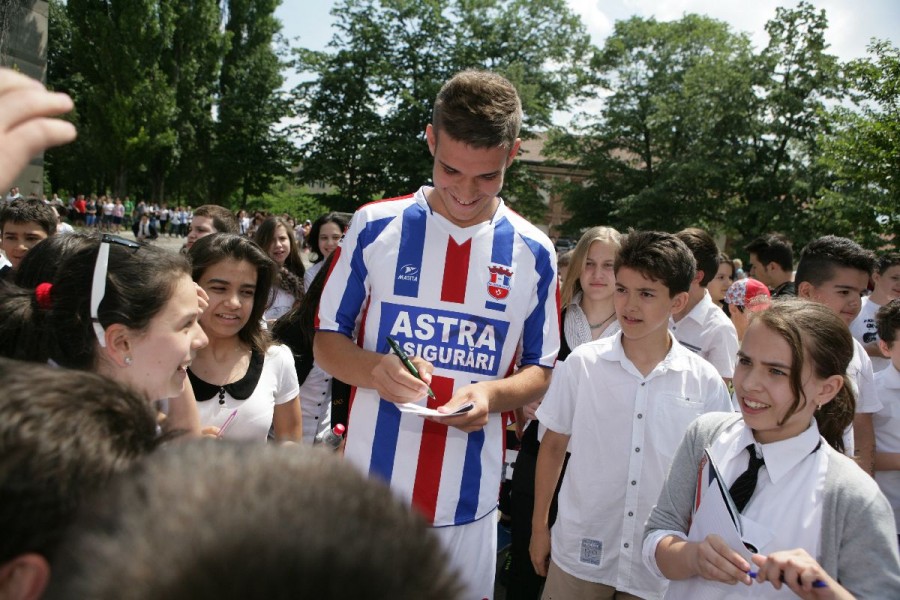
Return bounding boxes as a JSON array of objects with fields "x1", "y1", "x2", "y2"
[
  {"x1": 425, "y1": 125, "x2": 519, "y2": 228},
  {"x1": 1, "y1": 221, "x2": 49, "y2": 268},
  {"x1": 874, "y1": 265, "x2": 900, "y2": 301},
  {"x1": 799, "y1": 266, "x2": 870, "y2": 326},
  {"x1": 734, "y1": 319, "x2": 835, "y2": 444},
  {"x1": 317, "y1": 221, "x2": 343, "y2": 259},
  {"x1": 197, "y1": 259, "x2": 258, "y2": 340},
  {"x1": 614, "y1": 266, "x2": 687, "y2": 344},
  {"x1": 580, "y1": 240, "x2": 617, "y2": 304},
  {"x1": 122, "y1": 274, "x2": 208, "y2": 401},
  {"x1": 708, "y1": 262, "x2": 735, "y2": 304},
  {"x1": 267, "y1": 224, "x2": 290, "y2": 266}
]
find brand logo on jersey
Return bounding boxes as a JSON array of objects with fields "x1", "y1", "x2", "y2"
[
  {"x1": 487, "y1": 265, "x2": 513, "y2": 300},
  {"x1": 397, "y1": 264, "x2": 420, "y2": 282},
  {"x1": 378, "y1": 303, "x2": 509, "y2": 377}
]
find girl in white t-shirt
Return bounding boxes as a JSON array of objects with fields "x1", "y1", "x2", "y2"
[
  {"x1": 187, "y1": 233, "x2": 302, "y2": 443},
  {"x1": 645, "y1": 300, "x2": 900, "y2": 599},
  {"x1": 254, "y1": 216, "x2": 305, "y2": 322}
]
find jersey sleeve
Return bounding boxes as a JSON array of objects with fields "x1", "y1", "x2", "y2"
[
  {"x1": 316, "y1": 208, "x2": 372, "y2": 337},
  {"x1": 517, "y1": 233, "x2": 560, "y2": 369}
]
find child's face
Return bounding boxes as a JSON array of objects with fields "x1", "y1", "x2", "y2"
[
  {"x1": 197, "y1": 259, "x2": 257, "y2": 340},
  {"x1": 579, "y1": 241, "x2": 617, "y2": 304},
  {"x1": 874, "y1": 265, "x2": 900, "y2": 300},
  {"x1": 708, "y1": 262, "x2": 734, "y2": 304},
  {"x1": 879, "y1": 335, "x2": 900, "y2": 373},
  {"x1": 1, "y1": 221, "x2": 49, "y2": 268},
  {"x1": 614, "y1": 266, "x2": 686, "y2": 343},
  {"x1": 800, "y1": 267, "x2": 869, "y2": 325},
  {"x1": 734, "y1": 320, "x2": 832, "y2": 444}
]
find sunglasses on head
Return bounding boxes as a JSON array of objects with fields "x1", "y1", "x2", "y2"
[{"x1": 90, "y1": 234, "x2": 141, "y2": 347}]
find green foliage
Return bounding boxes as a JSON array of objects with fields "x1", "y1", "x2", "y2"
[
  {"x1": 293, "y1": 0, "x2": 594, "y2": 221},
  {"x1": 817, "y1": 40, "x2": 900, "y2": 249},
  {"x1": 244, "y1": 178, "x2": 330, "y2": 219}
]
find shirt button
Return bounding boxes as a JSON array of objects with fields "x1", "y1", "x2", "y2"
[
  {"x1": 635, "y1": 447, "x2": 640, "y2": 453},
  {"x1": 637, "y1": 414, "x2": 643, "y2": 419},
  {"x1": 631, "y1": 480, "x2": 637, "y2": 486},
  {"x1": 628, "y1": 511, "x2": 634, "y2": 517},
  {"x1": 641, "y1": 382, "x2": 646, "y2": 386},
  {"x1": 314, "y1": 416, "x2": 318, "y2": 420},
  {"x1": 624, "y1": 543, "x2": 630, "y2": 548}
]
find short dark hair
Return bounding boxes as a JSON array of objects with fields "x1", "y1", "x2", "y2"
[
  {"x1": 875, "y1": 252, "x2": 900, "y2": 275},
  {"x1": 676, "y1": 228, "x2": 719, "y2": 287},
  {"x1": 795, "y1": 235, "x2": 875, "y2": 287},
  {"x1": 308, "y1": 212, "x2": 348, "y2": 264},
  {"x1": 876, "y1": 298, "x2": 900, "y2": 346},
  {"x1": 614, "y1": 230, "x2": 695, "y2": 296},
  {"x1": 432, "y1": 70, "x2": 522, "y2": 149},
  {"x1": 14, "y1": 231, "x2": 96, "y2": 288},
  {"x1": 0, "y1": 359, "x2": 158, "y2": 565},
  {"x1": 0, "y1": 197, "x2": 57, "y2": 236},
  {"x1": 744, "y1": 234, "x2": 793, "y2": 272},
  {"x1": 47, "y1": 442, "x2": 462, "y2": 600},
  {"x1": 189, "y1": 233, "x2": 275, "y2": 353},
  {"x1": 193, "y1": 204, "x2": 239, "y2": 234}
]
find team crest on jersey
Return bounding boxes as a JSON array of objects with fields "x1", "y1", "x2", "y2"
[
  {"x1": 397, "y1": 264, "x2": 420, "y2": 282},
  {"x1": 487, "y1": 265, "x2": 513, "y2": 300}
]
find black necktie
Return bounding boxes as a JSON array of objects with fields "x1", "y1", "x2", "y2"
[{"x1": 729, "y1": 444, "x2": 765, "y2": 513}]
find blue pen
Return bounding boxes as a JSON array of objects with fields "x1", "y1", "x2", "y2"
[{"x1": 748, "y1": 571, "x2": 828, "y2": 589}]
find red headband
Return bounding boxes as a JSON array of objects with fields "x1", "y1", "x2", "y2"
[{"x1": 35, "y1": 282, "x2": 53, "y2": 309}]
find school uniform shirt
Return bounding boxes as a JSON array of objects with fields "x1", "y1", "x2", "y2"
[
  {"x1": 874, "y1": 363, "x2": 900, "y2": 530},
  {"x1": 535, "y1": 333, "x2": 731, "y2": 599},
  {"x1": 669, "y1": 290, "x2": 739, "y2": 378},
  {"x1": 850, "y1": 297, "x2": 888, "y2": 372},
  {"x1": 298, "y1": 362, "x2": 333, "y2": 444},
  {"x1": 316, "y1": 187, "x2": 559, "y2": 527},
  {"x1": 644, "y1": 413, "x2": 900, "y2": 599},
  {"x1": 192, "y1": 344, "x2": 299, "y2": 443},
  {"x1": 842, "y1": 338, "x2": 884, "y2": 456},
  {"x1": 264, "y1": 286, "x2": 296, "y2": 322}
]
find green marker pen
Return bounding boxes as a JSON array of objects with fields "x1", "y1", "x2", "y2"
[{"x1": 386, "y1": 336, "x2": 436, "y2": 399}]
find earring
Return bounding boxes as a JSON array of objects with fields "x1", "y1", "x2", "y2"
[{"x1": 124, "y1": 356, "x2": 133, "y2": 366}]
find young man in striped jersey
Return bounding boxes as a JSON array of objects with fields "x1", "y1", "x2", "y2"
[{"x1": 314, "y1": 70, "x2": 560, "y2": 599}]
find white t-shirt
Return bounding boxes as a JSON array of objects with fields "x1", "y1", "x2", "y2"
[
  {"x1": 304, "y1": 260, "x2": 324, "y2": 290},
  {"x1": 873, "y1": 363, "x2": 900, "y2": 530},
  {"x1": 194, "y1": 344, "x2": 299, "y2": 442},
  {"x1": 264, "y1": 286, "x2": 296, "y2": 321},
  {"x1": 669, "y1": 290, "x2": 739, "y2": 378},
  {"x1": 850, "y1": 297, "x2": 889, "y2": 372},
  {"x1": 536, "y1": 333, "x2": 731, "y2": 599}
]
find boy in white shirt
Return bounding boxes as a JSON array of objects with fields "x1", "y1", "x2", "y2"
[
  {"x1": 873, "y1": 298, "x2": 900, "y2": 541},
  {"x1": 796, "y1": 235, "x2": 882, "y2": 476},
  {"x1": 669, "y1": 228, "x2": 739, "y2": 383},
  {"x1": 530, "y1": 230, "x2": 732, "y2": 600},
  {"x1": 851, "y1": 253, "x2": 900, "y2": 372}
]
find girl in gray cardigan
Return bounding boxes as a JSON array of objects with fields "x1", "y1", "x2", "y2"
[{"x1": 644, "y1": 300, "x2": 900, "y2": 599}]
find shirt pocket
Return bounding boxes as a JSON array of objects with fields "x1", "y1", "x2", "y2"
[{"x1": 651, "y1": 393, "x2": 707, "y2": 458}]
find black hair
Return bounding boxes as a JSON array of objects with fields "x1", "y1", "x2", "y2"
[
  {"x1": 14, "y1": 231, "x2": 96, "y2": 288},
  {"x1": 795, "y1": 235, "x2": 875, "y2": 287},
  {"x1": 614, "y1": 230, "x2": 696, "y2": 296},
  {"x1": 744, "y1": 234, "x2": 793, "y2": 272},
  {"x1": 192, "y1": 205, "x2": 239, "y2": 235},
  {"x1": 188, "y1": 233, "x2": 275, "y2": 353},
  {"x1": 254, "y1": 216, "x2": 305, "y2": 280},
  {"x1": 0, "y1": 237, "x2": 191, "y2": 369},
  {"x1": 47, "y1": 441, "x2": 462, "y2": 599},
  {"x1": 0, "y1": 358, "x2": 158, "y2": 565},
  {"x1": 676, "y1": 228, "x2": 719, "y2": 287},
  {"x1": 308, "y1": 213, "x2": 348, "y2": 264},
  {"x1": 876, "y1": 298, "x2": 900, "y2": 346},
  {"x1": 875, "y1": 252, "x2": 900, "y2": 275},
  {"x1": 0, "y1": 197, "x2": 57, "y2": 236}
]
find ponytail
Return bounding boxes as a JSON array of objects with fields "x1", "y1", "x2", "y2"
[
  {"x1": 816, "y1": 375, "x2": 856, "y2": 454},
  {"x1": 0, "y1": 280, "x2": 52, "y2": 362}
]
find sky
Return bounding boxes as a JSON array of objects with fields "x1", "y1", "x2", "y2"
[{"x1": 277, "y1": 0, "x2": 900, "y2": 65}]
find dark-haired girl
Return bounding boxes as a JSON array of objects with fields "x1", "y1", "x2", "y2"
[
  {"x1": 254, "y1": 217, "x2": 305, "y2": 322},
  {"x1": 188, "y1": 233, "x2": 302, "y2": 442}
]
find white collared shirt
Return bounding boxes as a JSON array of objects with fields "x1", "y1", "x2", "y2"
[
  {"x1": 563, "y1": 291, "x2": 620, "y2": 349},
  {"x1": 669, "y1": 290, "x2": 738, "y2": 378},
  {"x1": 648, "y1": 419, "x2": 828, "y2": 599},
  {"x1": 536, "y1": 333, "x2": 731, "y2": 599},
  {"x1": 842, "y1": 338, "x2": 884, "y2": 456},
  {"x1": 874, "y1": 363, "x2": 900, "y2": 529}
]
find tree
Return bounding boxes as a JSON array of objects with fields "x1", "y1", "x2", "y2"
[
  {"x1": 211, "y1": 0, "x2": 295, "y2": 206},
  {"x1": 293, "y1": 0, "x2": 593, "y2": 221},
  {"x1": 551, "y1": 14, "x2": 758, "y2": 234},
  {"x1": 817, "y1": 40, "x2": 900, "y2": 248}
]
